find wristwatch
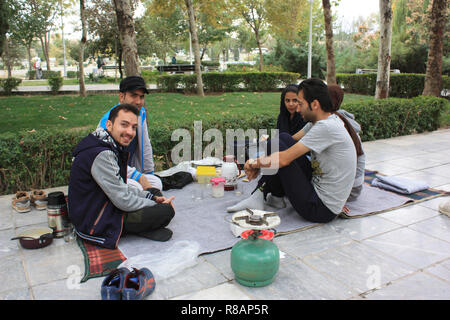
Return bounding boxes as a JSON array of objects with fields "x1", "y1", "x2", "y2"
[{"x1": 248, "y1": 158, "x2": 257, "y2": 169}]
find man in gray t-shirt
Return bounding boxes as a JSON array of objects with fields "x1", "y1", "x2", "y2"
[
  {"x1": 227, "y1": 79, "x2": 357, "y2": 223},
  {"x1": 300, "y1": 116, "x2": 356, "y2": 214}
]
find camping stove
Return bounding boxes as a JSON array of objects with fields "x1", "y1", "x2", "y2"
[{"x1": 230, "y1": 208, "x2": 280, "y2": 287}]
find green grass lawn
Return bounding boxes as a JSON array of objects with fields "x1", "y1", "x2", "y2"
[{"x1": 0, "y1": 92, "x2": 374, "y2": 134}]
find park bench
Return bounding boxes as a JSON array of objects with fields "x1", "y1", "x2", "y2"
[
  {"x1": 157, "y1": 64, "x2": 196, "y2": 73},
  {"x1": 355, "y1": 68, "x2": 400, "y2": 74}
]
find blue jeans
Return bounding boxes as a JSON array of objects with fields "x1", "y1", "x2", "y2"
[{"x1": 257, "y1": 132, "x2": 336, "y2": 223}]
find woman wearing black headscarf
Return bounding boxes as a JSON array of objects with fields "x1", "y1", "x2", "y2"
[{"x1": 276, "y1": 84, "x2": 307, "y2": 135}]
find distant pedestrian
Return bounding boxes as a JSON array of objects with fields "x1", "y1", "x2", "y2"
[{"x1": 34, "y1": 57, "x2": 42, "y2": 80}]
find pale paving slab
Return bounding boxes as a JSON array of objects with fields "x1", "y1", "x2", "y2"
[
  {"x1": 362, "y1": 227, "x2": 450, "y2": 269},
  {"x1": 235, "y1": 259, "x2": 357, "y2": 300},
  {"x1": 377, "y1": 205, "x2": 441, "y2": 226},
  {"x1": 146, "y1": 257, "x2": 229, "y2": 300},
  {"x1": 424, "y1": 259, "x2": 450, "y2": 283},
  {"x1": 325, "y1": 215, "x2": 402, "y2": 241},
  {"x1": 274, "y1": 224, "x2": 353, "y2": 258},
  {"x1": 32, "y1": 277, "x2": 104, "y2": 300},
  {"x1": 407, "y1": 214, "x2": 450, "y2": 243},
  {"x1": 362, "y1": 272, "x2": 450, "y2": 300},
  {"x1": 172, "y1": 282, "x2": 252, "y2": 300},
  {"x1": 302, "y1": 241, "x2": 415, "y2": 295}
]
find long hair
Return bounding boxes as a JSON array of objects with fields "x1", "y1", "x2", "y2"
[
  {"x1": 328, "y1": 84, "x2": 364, "y2": 157},
  {"x1": 277, "y1": 84, "x2": 306, "y2": 135}
]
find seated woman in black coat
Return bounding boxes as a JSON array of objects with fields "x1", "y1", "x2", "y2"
[{"x1": 276, "y1": 84, "x2": 307, "y2": 135}]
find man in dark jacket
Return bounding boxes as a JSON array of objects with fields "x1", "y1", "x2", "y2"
[{"x1": 68, "y1": 104, "x2": 175, "y2": 249}]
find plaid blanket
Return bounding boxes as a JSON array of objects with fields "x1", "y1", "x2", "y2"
[{"x1": 77, "y1": 237, "x2": 127, "y2": 283}]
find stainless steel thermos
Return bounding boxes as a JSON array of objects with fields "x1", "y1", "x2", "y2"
[{"x1": 47, "y1": 192, "x2": 70, "y2": 238}]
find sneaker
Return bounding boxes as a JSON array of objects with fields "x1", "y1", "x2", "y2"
[
  {"x1": 438, "y1": 199, "x2": 450, "y2": 218},
  {"x1": 30, "y1": 190, "x2": 47, "y2": 210},
  {"x1": 101, "y1": 267, "x2": 130, "y2": 300},
  {"x1": 122, "y1": 267, "x2": 156, "y2": 300},
  {"x1": 12, "y1": 191, "x2": 31, "y2": 213}
]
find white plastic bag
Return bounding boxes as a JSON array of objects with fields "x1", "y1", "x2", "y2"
[{"x1": 118, "y1": 240, "x2": 200, "y2": 281}]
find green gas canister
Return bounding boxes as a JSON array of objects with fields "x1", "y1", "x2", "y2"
[{"x1": 230, "y1": 209, "x2": 281, "y2": 287}]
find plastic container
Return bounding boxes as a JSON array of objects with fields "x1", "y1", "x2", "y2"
[
  {"x1": 196, "y1": 166, "x2": 217, "y2": 184},
  {"x1": 210, "y1": 177, "x2": 226, "y2": 198}
]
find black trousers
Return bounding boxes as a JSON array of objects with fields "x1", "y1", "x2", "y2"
[
  {"x1": 123, "y1": 203, "x2": 175, "y2": 235},
  {"x1": 257, "y1": 132, "x2": 336, "y2": 223}
]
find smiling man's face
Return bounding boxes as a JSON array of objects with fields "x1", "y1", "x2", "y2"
[{"x1": 106, "y1": 109, "x2": 138, "y2": 147}]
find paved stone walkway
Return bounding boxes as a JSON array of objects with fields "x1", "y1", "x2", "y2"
[
  {"x1": 13, "y1": 83, "x2": 159, "y2": 94},
  {"x1": 1, "y1": 129, "x2": 449, "y2": 300}
]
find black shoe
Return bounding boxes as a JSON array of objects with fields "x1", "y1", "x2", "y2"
[{"x1": 137, "y1": 227, "x2": 173, "y2": 242}]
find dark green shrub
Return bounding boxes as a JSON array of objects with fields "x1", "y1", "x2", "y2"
[
  {"x1": 343, "y1": 96, "x2": 448, "y2": 141},
  {"x1": 156, "y1": 72, "x2": 300, "y2": 93},
  {"x1": 27, "y1": 70, "x2": 61, "y2": 80},
  {"x1": 201, "y1": 61, "x2": 220, "y2": 67},
  {"x1": 48, "y1": 76, "x2": 63, "y2": 94},
  {"x1": 66, "y1": 71, "x2": 80, "y2": 79},
  {"x1": 0, "y1": 77, "x2": 22, "y2": 95},
  {"x1": 337, "y1": 73, "x2": 450, "y2": 98},
  {"x1": 0, "y1": 128, "x2": 92, "y2": 195},
  {"x1": 226, "y1": 63, "x2": 257, "y2": 72}
]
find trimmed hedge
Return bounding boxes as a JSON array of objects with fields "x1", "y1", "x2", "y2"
[
  {"x1": 27, "y1": 70, "x2": 62, "y2": 80},
  {"x1": 0, "y1": 96, "x2": 447, "y2": 195},
  {"x1": 336, "y1": 73, "x2": 450, "y2": 98},
  {"x1": 0, "y1": 77, "x2": 22, "y2": 95},
  {"x1": 156, "y1": 72, "x2": 300, "y2": 93}
]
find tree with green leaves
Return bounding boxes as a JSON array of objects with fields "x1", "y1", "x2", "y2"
[
  {"x1": 7, "y1": 0, "x2": 41, "y2": 77},
  {"x1": 150, "y1": 0, "x2": 225, "y2": 96},
  {"x1": 135, "y1": 5, "x2": 186, "y2": 63},
  {"x1": 85, "y1": 0, "x2": 123, "y2": 77},
  {"x1": 230, "y1": 0, "x2": 268, "y2": 72}
]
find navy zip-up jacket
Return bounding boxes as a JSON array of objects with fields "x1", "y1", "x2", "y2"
[{"x1": 68, "y1": 128, "x2": 156, "y2": 249}]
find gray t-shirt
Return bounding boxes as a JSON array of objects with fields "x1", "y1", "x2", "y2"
[{"x1": 300, "y1": 115, "x2": 357, "y2": 214}]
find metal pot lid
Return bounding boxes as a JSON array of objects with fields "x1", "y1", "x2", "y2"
[
  {"x1": 231, "y1": 208, "x2": 280, "y2": 230},
  {"x1": 17, "y1": 227, "x2": 53, "y2": 239}
]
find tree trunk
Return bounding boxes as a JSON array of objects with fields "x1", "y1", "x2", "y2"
[
  {"x1": 4, "y1": 37, "x2": 12, "y2": 78},
  {"x1": 322, "y1": 0, "x2": 336, "y2": 85},
  {"x1": 422, "y1": 0, "x2": 447, "y2": 97},
  {"x1": 79, "y1": 0, "x2": 87, "y2": 97},
  {"x1": 255, "y1": 29, "x2": 263, "y2": 72},
  {"x1": 27, "y1": 46, "x2": 32, "y2": 80},
  {"x1": 375, "y1": 0, "x2": 393, "y2": 99},
  {"x1": 40, "y1": 31, "x2": 51, "y2": 71},
  {"x1": 185, "y1": 0, "x2": 204, "y2": 97},
  {"x1": 113, "y1": 0, "x2": 140, "y2": 77}
]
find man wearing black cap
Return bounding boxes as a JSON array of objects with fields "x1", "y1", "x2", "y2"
[{"x1": 98, "y1": 76, "x2": 163, "y2": 193}]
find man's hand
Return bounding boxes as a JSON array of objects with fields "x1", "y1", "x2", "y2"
[
  {"x1": 138, "y1": 175, "x2": 153, "y2": 190},
  {"x1": 153, "y1": 196, "x2": 175, "y2": 209},
  {"x1": 244, "y1": 159, "x2": 260, "y2": 181}
]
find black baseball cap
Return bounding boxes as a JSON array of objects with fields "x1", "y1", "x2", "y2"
[{"x1": 119, "y1": 76, "x2": 149, "y2": 94}]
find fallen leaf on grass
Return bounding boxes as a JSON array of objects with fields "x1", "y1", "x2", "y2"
[{"x1": 58, "y1": 115, "x2": 68, "y2": 120}]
